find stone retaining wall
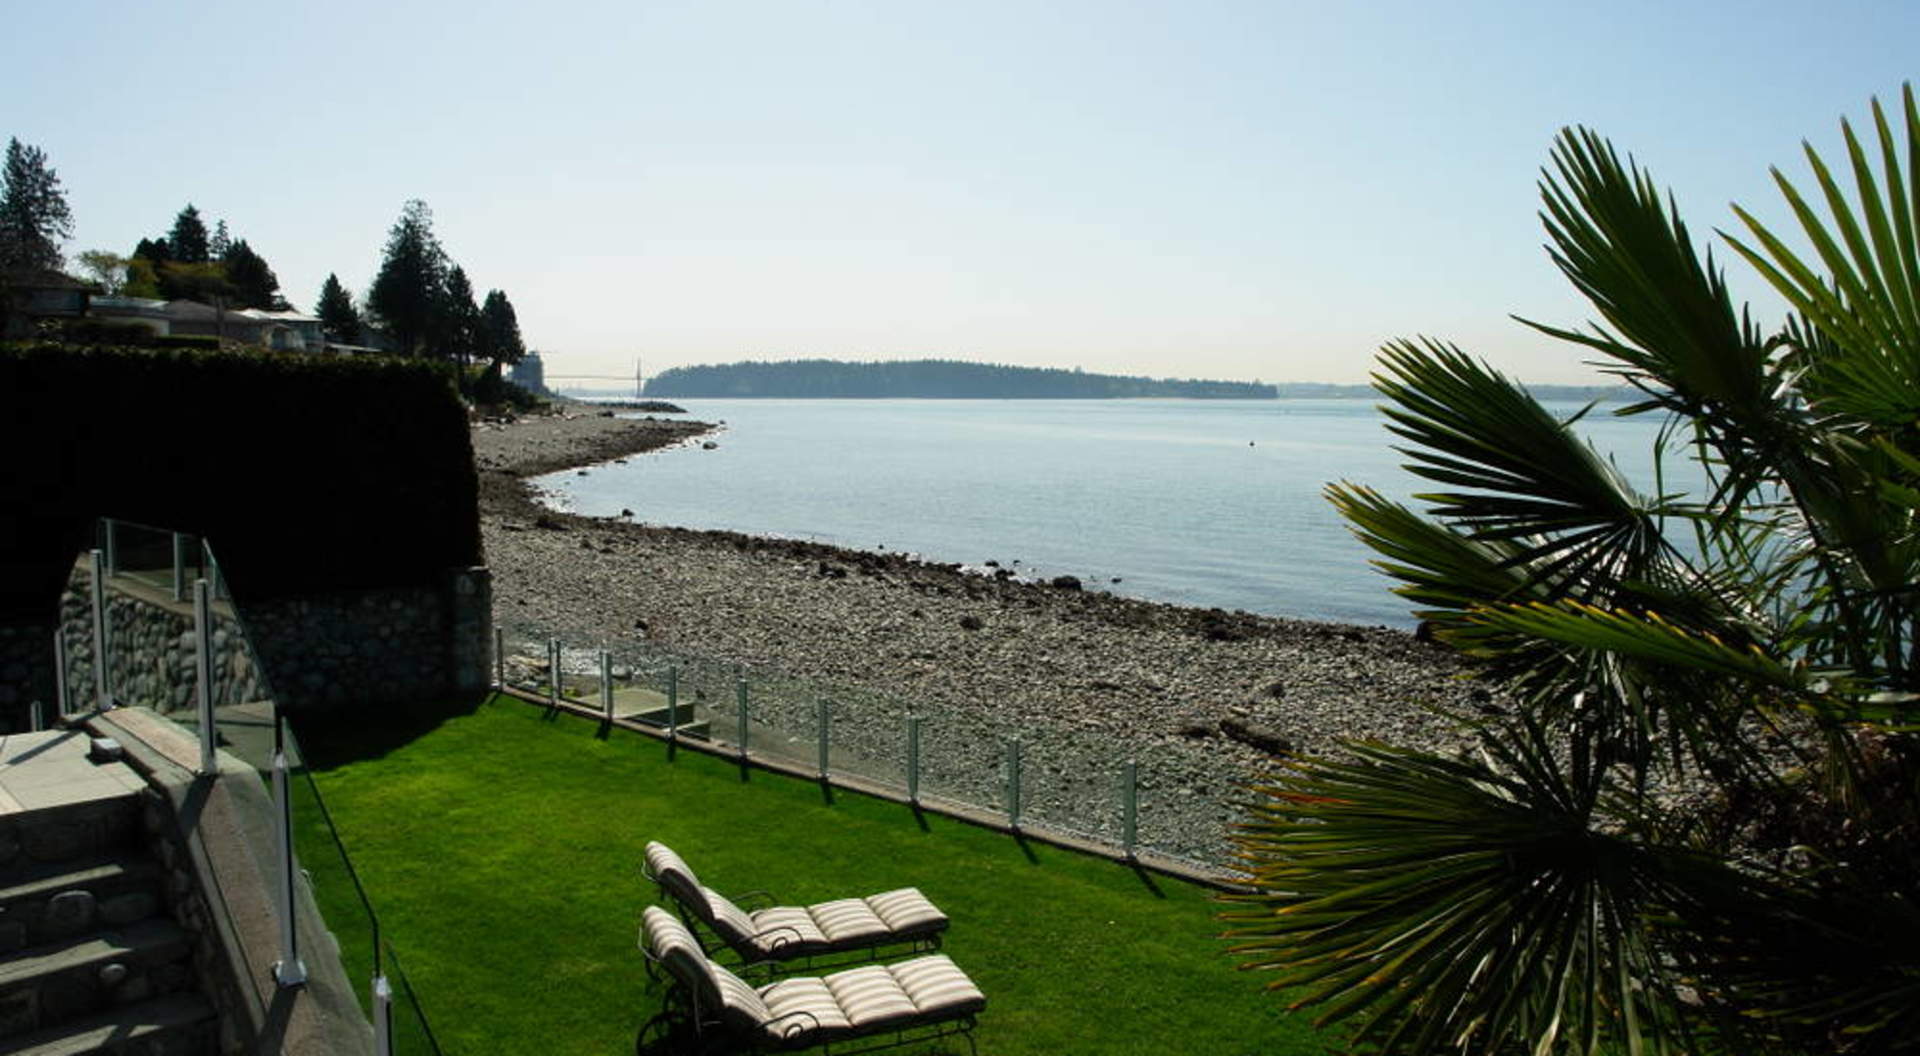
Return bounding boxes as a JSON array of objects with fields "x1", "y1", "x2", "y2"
[
  {"x1": 5, "y1": 564, "x2": 494, "y2": 729},
  {"x1": 57, "y1": 583, "x2": 263, "y2": 717}
]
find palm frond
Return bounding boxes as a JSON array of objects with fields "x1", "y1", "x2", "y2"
[
  {"x1": 1222, "y1": 722, "x2": 1702, "y2": 1056},
  {"x1": 1725, "y1": 86, "x2": 1920, "y2": 431},
  {"x1": 1371, "y1": 338, "x2": 1680, "y2": 595},
  {"x1": 1522, "y1": 127, "x2": 1774, "y2": 426}
]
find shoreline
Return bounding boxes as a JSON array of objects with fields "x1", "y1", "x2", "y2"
[{"x1": 473, "y1": 404, "x2": 1487, "y2": 862}]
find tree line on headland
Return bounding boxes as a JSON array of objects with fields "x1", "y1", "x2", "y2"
[
  {"x1": 644, "y1": 358, "x2": 1279, "y2": 398},
  {"x1": 642, "y1": 358, "x2": 1628, "y2": 401}
]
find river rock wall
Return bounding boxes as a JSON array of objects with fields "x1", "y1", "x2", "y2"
[{"x1": 12, "y1": 565, "x2": 494, "y2": 727}]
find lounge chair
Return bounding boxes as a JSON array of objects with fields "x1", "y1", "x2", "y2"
[
  {"x1": 641, "y1": 905, "x2": 984, "y2": 1054},
  {"x1": 643, "y1": 841, "x2": 948, "y2": 963}
]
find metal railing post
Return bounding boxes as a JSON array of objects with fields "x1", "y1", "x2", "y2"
[
  {"x1": 817, "y1": 698, "x2": 831, "y2": 779},
  {"x1": 735, "y1": 678, "x2": 749, "y2": 759},
  {"x1": 494, "y1": 628, "x2": 505, "y2": 688},
  {"x1": 172, "y1": 532, "x2": 188, "y2": 602},
  {"x1": 102, "y1": 519, "x2": 118, "y2": 577},
  {"x1": 667, "y1": 666, "x2": 679, "y2": 740},
  {"x1": 52, "y1": 628, "x2": 68, "y2": 721},
  {"x1": 1122, "y1": 760, "x2": 1138, "y2": 858},
  {"x1": 195, "y1": 580, "x2": 217, "y2": 775},
  {"x1": 372, "y1": 974, "x2": 393, "y2": 1056},
  {"x1": 271, "y1": 746, "x2": 308, "y2": 987},
  {"x1": 89, "y1": 549, "x2": 109, "y2": 710},
  {"x1": 1007, "y1": 738, "x2": 1023, "y2": 829},
  {"x1": 600, "y1": 649, "x2": 614, "y2": 723},
  {"x1": 202, "y1": 541, "x2": 225, "y2": 601},
  {"x1": 547, "y1": 637, "x2": 560, "y2": 705},
  {"x1": 907, "y1": 715, "x2": 922, "y2": 804}
]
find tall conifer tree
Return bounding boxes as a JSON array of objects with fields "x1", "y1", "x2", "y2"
[
  {"x1": 441, "y1": 265, "x2": 483, "y2": 366},
  {"x1": 0, "y1": 138, "x2": 74, "y2": 271},
  {"x1": 168, "y1": 204, "x2": 209, "y2": 263},
  {"x1": 316, "y1": 273, "x2": 360, "y2": 342},
  {"x1": 480, "y1": 289, "x2": 524, "y2": 366},
  {"x1": 368, "y1": 199, "x2": 448, "y2": 357},
  {"x1": 222, "y1": 239, "x2": 281, "y2": 309}
]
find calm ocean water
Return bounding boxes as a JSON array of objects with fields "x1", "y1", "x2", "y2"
[{"x1": 540, "y1": 398, "x2": 1669, "y2": 628}]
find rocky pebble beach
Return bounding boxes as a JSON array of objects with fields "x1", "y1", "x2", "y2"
[{"x1": 473, "y1": 405, "x2": 1490, "y2": 868}]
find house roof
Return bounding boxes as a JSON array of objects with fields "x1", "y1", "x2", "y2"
[
  {"x1": 91, "y1": 295, "x2": 170, "y2": 316},
  {"x1": 233, "y1": 307, "x2": 322, "y2": 325},
  {"x1": 1, "y1": 267, "x2": 89, "y2": 289}
]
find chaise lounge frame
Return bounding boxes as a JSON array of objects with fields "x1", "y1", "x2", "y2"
[
  {"x1": 642, "y1": 841, "x2": 948, "y2": 970},
  {"x1": 639, "y1": 905, "x2": 981, "y2": 1056}
]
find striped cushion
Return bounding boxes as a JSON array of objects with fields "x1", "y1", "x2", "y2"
[
  {"x1": 640, "y1": 906, "x2": 708, "y2": 992},
  {"x1": 759, "y1": 977, "x2": 853, "y2": 1042},
  {"x1": 748, "y1": 905, "x2": 829, "y2": 954},
  {"x1": 823, "y1": 965, "x2": 920, "y2": 1029},
  {"x1": 705, "y1": 959, "x2": 774, "y2": 1033},
  {"x1": 749, "y1": 954, "x2": 984, "y2": 1043},
  {"x1": 801, "y1": 898, "x2": 889, "y2": 946},
  {"x1": 889, "y1": 954, "x2": 987, "y2": 1016},
  {"x1": 644, "y1": 842, "x2": 702, "y2": 908},
  {"x1": 701, "y1": 886, "x2": 759, "y2": 943},
  {"x1": 864, "y1": 888, "x2": 948, "y2": 936}
]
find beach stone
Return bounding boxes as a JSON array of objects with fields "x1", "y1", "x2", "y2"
[
  {"x1": 1220, "y1": 718, "x2": 1292, "y2": 757},
  {"x1": 1050, "y1": 575, "x2": 1082, "y2": 591},
  {"x1": 958, "y1": 615, "x2": 984, "y2": 631},
  {"x1": 100, "y1": 891, "x2": 158, "y2": 926},
  {"x1": 46, "y1": 890, "x2": 97, "y2": 936}
]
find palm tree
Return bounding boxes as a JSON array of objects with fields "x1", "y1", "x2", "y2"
[{"x1": 1222, "y1": 87, "x2": 1920, "y2": 1056}]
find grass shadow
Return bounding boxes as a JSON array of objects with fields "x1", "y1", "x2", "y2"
[
  {"x1": 293, "y1": 691, "x2": 489, "y2": 769},
  {"x1": 1127, "y1": 859, "x2": 1167, "y2": 899}
]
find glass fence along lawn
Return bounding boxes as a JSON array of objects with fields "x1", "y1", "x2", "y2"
[{"x1": 295, "y1": 694, "x2": 1330, "y2": 1056}]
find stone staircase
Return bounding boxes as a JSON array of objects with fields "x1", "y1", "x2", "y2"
[{"x1": 0, "y1": 731, "x2": 217, "y2": 1055}]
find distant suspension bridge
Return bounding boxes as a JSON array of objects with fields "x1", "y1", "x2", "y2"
[{"x1": 542, "y1": 358, "x2": 647, "y2": 397}]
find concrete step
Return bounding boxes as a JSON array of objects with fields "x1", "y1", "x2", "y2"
[
  {"x1": 627, "y1": 705, "x2": 701, "y2": 729},
  {"x1": 0, "y1": 855, "x2": 164, "y2": 955},
  {"x1": 0, "y1": 919, "x2": 195, "y2": 1041},
  {"x1": 5, "y1": 992, "x2": 215, "y2": 1056},
  {"x1": 0, "y1": 792, "x2": 144, "y2": 874}
]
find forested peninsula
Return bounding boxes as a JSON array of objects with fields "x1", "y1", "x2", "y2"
[{"x1": 642, "y1": 359, "x2": 1277, "y2": 399}]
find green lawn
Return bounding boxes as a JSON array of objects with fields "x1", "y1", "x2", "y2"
[{"x1": 293, "y1": 694, "x2": 1332, "y2": 1056}]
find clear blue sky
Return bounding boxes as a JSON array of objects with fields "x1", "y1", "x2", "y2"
[{"x1": 4, "y1": 1, "x2": 1915, "y2": 383}]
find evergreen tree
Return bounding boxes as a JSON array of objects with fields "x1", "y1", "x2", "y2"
[
  {"x1": 221, "y1": 239, "x2": 280, "y2": 310},
  {"x1": 131, "y1": 236, "x2": 171, "y2": 265},
  {"x1": 209, "y1": 219, "x2": 230, "y2": 260},
  {"x1": 479, "y1": 289, "x2": 524, "y2": 366},
  {"x1": 167, "y1": 204, "x2": 209, "y2": 264},
  {"x1": 368, "y1": 199, "x2": 448, "y2": 357},
  {"x1": 0, "y1": 137, "x2": 75, "y2": 271},
  {"x1": 441, "y1": 265, "x2": 483, "y2": 366},
  {"x1": 315, "y1": 273, "x2": 360, "y2": 342}
]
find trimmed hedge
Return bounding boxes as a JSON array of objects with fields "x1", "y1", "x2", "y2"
[{"x1": 0, "y1": 342, "x2": 479, "y2": 621}]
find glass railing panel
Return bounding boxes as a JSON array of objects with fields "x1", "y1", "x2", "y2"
[
  {"x1": 913, "y1": 697, "x2": 1008, "y2": 815},
  {"x1": 1013, "y1": 721, "x2": 1130, "y2": 849},
  {"x1": 285, "y1": 727, "x2": 381, "y2": 1000},
  {"x1": 494, "y1": 606, "x2": 1236, "y2": 873},
  {"x1": 384, "y1": 943, "x2": 444, "y2": 1056}
]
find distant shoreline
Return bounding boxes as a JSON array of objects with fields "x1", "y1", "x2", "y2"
[{"x1": 561, "y1": 385, "x2": 1631, "y2": 403}]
